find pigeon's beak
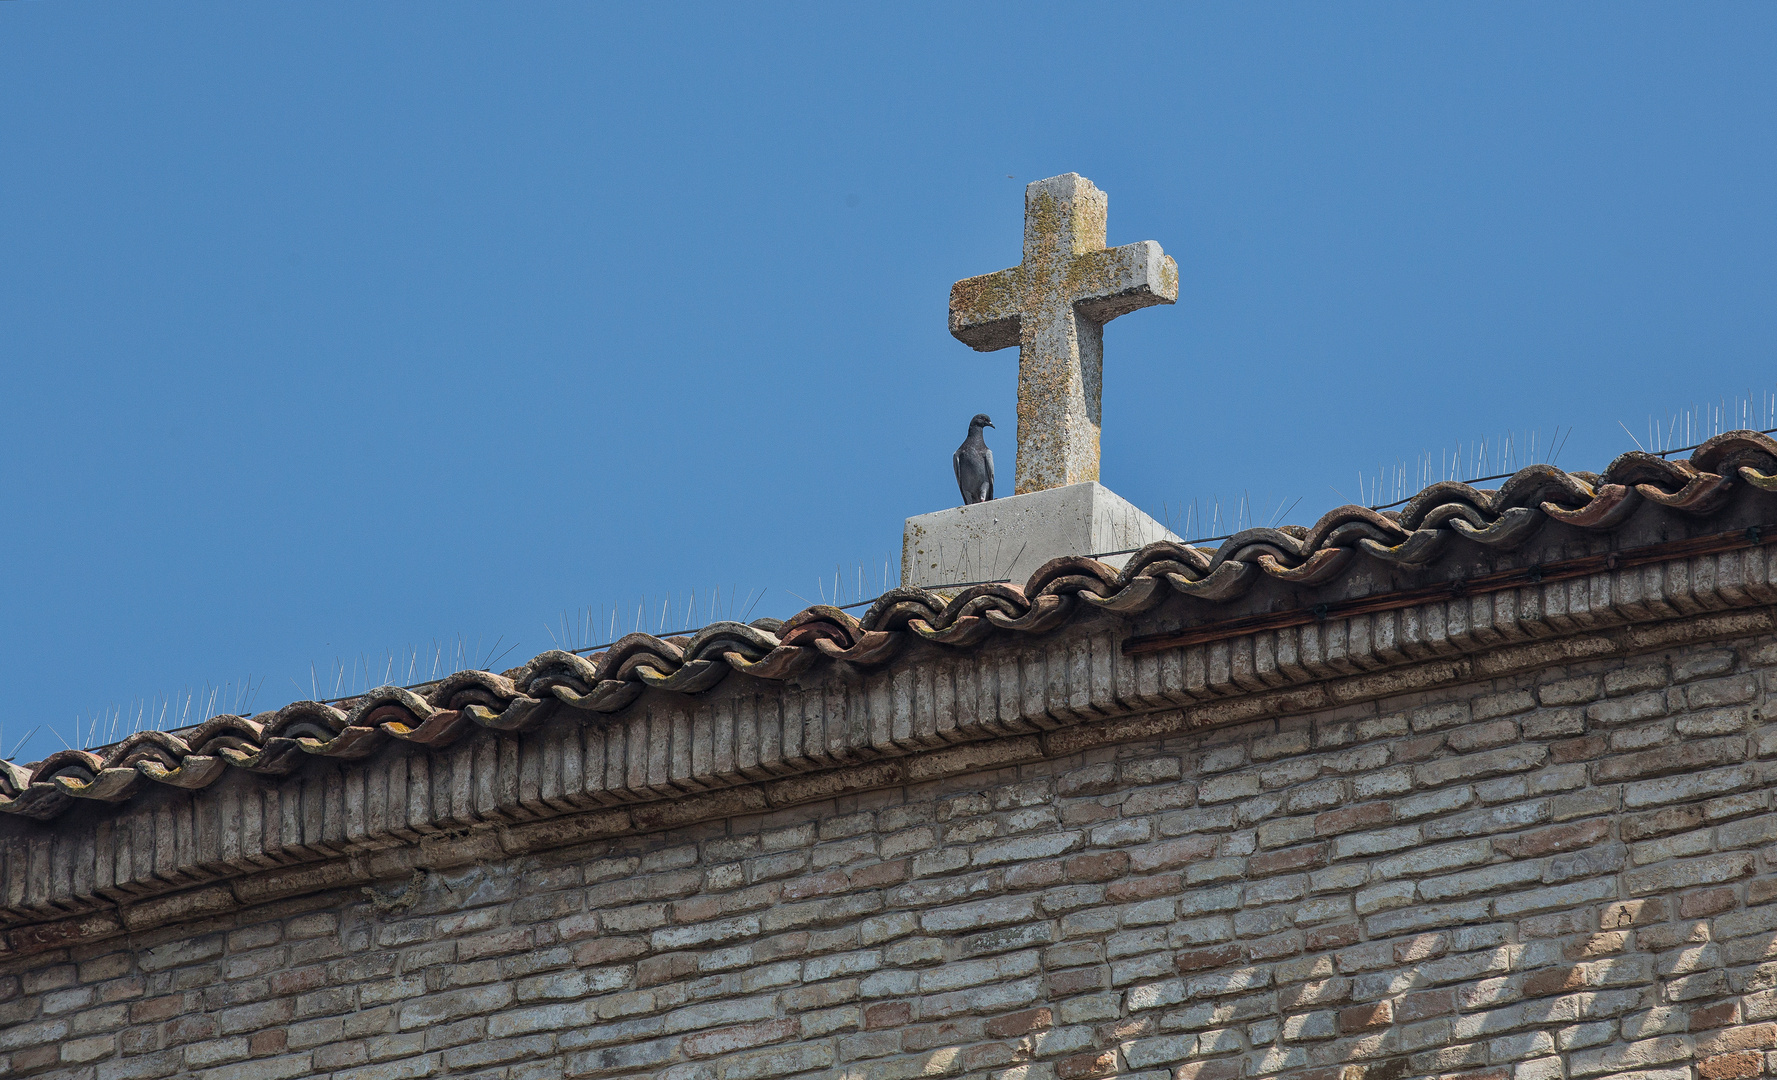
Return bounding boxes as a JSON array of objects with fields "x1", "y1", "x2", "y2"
[{"x1": 985, "y1": 421, "x2": 995, "y2": 428}]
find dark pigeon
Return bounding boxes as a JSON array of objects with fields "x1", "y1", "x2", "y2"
[{"x1": 954, "y1": 413, "x2": 995, "y2": 505}]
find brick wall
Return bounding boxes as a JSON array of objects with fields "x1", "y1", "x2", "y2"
[{"x1": 4, "y1": 636, "x2": 1776, "y2": 1080}]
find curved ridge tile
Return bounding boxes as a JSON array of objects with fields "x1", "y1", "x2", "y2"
[
  {"x1": 1038, "y1": 570, "x2": 1121, "y2": 600},
  {"x1": 1167, "y1": 560, "x2": 1256, "y2": 601},
  {"x1": 464, "y1": 695, "x2": 555, "y2": 732},
  {"x1": 185, "y1": 714, "x2": 267, "y2": 756},
  {"x1": 135, "y1": 754, "x2": 227, "y2": 789},
  {"x1": 1493, "y1": 464, "x2": 1594, "y2": 512},
  {"x1": 1208, "y1": 528, "x2": 1312, "y2": 571},
  {"x1": 984, "y1": 592, "x2": 1073, "y2": 632},
  {"x1": 1315, "y1": 518, "x2": 1409, "y2": 552},
  {"x1": 1448, "y1": 506, "x2": 1546, "y2": 549},
  {"x1": 778, "y1": 607, "x2": 866, "y2": 651},
  {"x1": 520, "y1": 650, "x2": 602, "y2": 697},
  {"x1": 298, "y1": 724, "x2": 386, "y2": 760},
  {"x1": 427, "y1": 669, "x2": 521, "y2": 709},
  {"x1": 32, "y1": 750, "x2": 104, "y2": 787},
  {"x1": 600, "y1": 634, "x2": 688, "y2": 683},
  {"x1": 1543, "y1": 484, "x2": 1641, "y2": 529},
  {"x1": 549, "y1": 679, "x2": 646, "y2": 714},
  {"x1": 1602, "y1": 450, "x2": 1696, "y2": 489},
  {"x1": 811, "y1": 630, "x2": 906, "y2": 665},
  {"x1": 0, "y1": 759, "x2": 32, "y2": 799},
  {"x1": 636, "y1": 658, "x2": 729, "y2": 693},
  {"x1": 682, "y1": 621, "x2": 782, "y2": 662},
  {"x1": 55, "y1": 768, "x2": 142, "y2": 802},
  {"x1": 1256, "y1": 546, "x2": 1353, "y2": 585},
  {"x1": 723, "y1": 645, "x2": 818, "y2": 682},
  {"x1": 106, "y1": 731, "x2": 228, "y2": 792},
  {"x1": 1739, "y1": 465, "x2": 1777, "y2": 493},
  {"x1": 1690, "y1": 429, "x2": 1777, "y2": 476},
  {"x1": 1077, "y1": 575, "x2": 1167, "y2": 612},
  {"x1": 262, "y1": 701, "x2": 349, "y2": 742},
  {"x1": 1121, "y1": 541, "x2": 1215, "y2": 579},
  {"x1": 1359, "y1": 529, "x2": 1449, "y2": 566},
  {"x1": 1636, "y1": 471, "x2": 1736, "y2": 514},
  {"x1": 381, "y1": 709, "x2": 469, "y2": 746},
  {"x1": 1025, "y1": 556, "x2": 1119, "y2": 597},
  {"x1": 347, "y1": 686, "x2": 436, "y2": 727},
  {"x1": 1395, "y1": 482, "x2": 1502, "y2": 529},
  {"x1": 211, "y1": 741, "x2": 305, "y2": 776},
  {"x1": 859, "y1": 586, "x2": 956, "y2": 631},
  {"x1": 0, "y1": 783, "x2": 71, "y2": 820},
  {"x1": 907, "y1": 615, "x2": 992, "y2": 646}
]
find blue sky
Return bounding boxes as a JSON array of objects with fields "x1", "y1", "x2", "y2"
[{"x1": 3, "y1": 4, "x2": 1775, "y2": 761}]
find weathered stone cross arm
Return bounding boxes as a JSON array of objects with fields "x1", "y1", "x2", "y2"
[
  {"x1": 1071, "y1": 241, "x2": 1179, "y2": 324},
  {"x1": 948, "y1": 266, "x2": 1026, "y2": 352},
  {"x1": 948, "y1": 239, "x2": 1177, "y2": 350}
]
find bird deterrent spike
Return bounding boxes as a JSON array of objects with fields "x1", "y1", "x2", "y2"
[{"x1": 9, "y1": 726, "x2": 41, "y2": 761}]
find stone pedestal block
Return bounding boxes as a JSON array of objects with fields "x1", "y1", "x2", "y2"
[{"x1": 901, "y1": 481, "x2": 1179, "y2": 591}]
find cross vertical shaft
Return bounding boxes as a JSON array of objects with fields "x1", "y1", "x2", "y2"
[{"x1": 949, "y1": 174, "x2": 1178, "y2": 495}]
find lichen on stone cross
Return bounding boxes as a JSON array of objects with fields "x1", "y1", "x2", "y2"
[{"x1": 949, "y1": 173, "x2": 1178, "y2": 495}]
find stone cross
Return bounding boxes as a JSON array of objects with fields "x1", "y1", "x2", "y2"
[{"x1": 949, "y1": 173, "x2": 1178, "y2": 495}]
